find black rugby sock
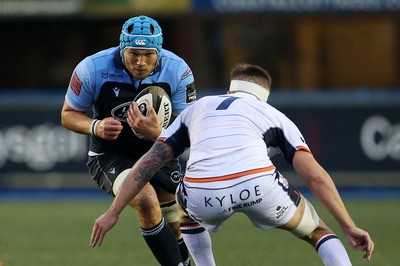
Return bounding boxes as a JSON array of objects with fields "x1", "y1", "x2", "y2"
[
  {"x1": 141, "y1": 218, "x2": 183, "y2": 266},
  {"x1": 178, "y1": 237, "x2": 191, "y2": 266}
]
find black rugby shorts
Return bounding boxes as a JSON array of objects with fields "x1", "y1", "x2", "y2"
[{"x1": 87, "y1": 153, "x2": 182, "y2": 196}]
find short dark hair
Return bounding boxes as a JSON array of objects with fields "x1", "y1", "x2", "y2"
[{"x1": 230, "y1": 63, "x2": 272, "y2": 89}]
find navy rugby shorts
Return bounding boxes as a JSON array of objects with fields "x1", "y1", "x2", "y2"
[{"x1": 87, "y1": 153, "x2": 182, "y2": 196}]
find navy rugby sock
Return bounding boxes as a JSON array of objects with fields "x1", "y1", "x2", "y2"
[
  {"x1": 141, "y1": 218, "x2": 183, "y2": 266},
  {"x1": 177, "y1": 237, "x2": 191, "y2": 266}
]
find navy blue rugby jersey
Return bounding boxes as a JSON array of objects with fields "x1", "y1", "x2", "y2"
[{"x1": 65, "y1": 47, "x2": 196, "y2": 158}]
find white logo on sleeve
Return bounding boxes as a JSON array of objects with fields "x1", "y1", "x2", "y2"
[
  {"x1": 113, "y1": 87, "x2": 120, "y2": 97},
  {"x1": 109, "y1": 167, "x2": 116, "y2": 174}
]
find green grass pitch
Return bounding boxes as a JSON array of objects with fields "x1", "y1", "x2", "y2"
[{"x1": 0, "y1": 198, "x2": 398, "y2": 265}]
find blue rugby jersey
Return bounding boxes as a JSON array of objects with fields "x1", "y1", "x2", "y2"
[{"x1": 65, "y1": 47, "x2": 196, "y2": 158}]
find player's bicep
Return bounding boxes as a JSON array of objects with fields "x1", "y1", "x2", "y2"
[
  {"x1": 292, "y1": 150, "x2": 323, "y2": 181},
  {"x1": 172, "y1": 62, "x2": 196, "y2": 114},
  {"x1": 66, "y1": 61, "x2": 95, "y2": 111},
  {"x1": 150, "y1": 141, "x2": 175, "y2": 164},
  {"x1": 172, "y1": 81, "x2": 196, "y2": 115}
]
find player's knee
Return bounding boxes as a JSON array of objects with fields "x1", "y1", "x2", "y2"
[
  {"x1": 134, "y1": 185, "x2": 160, "y2": 209},
  {"x1": 113, "y1": 169, "x2": 158, "y2": 204},
  {"x1": 133, "y1": 187, "x2": 163, "y2": 227},
  {"x1": 161, "y1": 200, "x2": 181, "y2": 237},
  {"x1": 180, "y1": 213, "x2": 194, "y2": 224},
  {"x1": 291, "y1": 198, "x2": 320, "y2": 238},
  {"x1": 112, "y1": 168, "x2": 130, "y2": 196},
  {"x1": 127, "y1": 185, "x2": 160, "y2": 214},
  {"x1": 306, "y1": 219, "x2": 335, "y2": 244},
  {"x1": 169, "y1": 221, "x2": 182, "y2": 238},
  {"x1": 161, "y1": 200, "x2": 180, "y2": 223}
]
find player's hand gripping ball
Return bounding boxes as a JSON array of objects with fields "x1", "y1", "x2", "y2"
[{"x1": 132, "y1": 86, "x2": 172, "y2": 138}]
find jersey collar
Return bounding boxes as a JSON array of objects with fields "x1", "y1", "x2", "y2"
[
  {"x1": 230, "y1": 92, "x2": 259, "y2": 101},
  {"x1": 113, "y1": 47, "x2": 125, "y2": 70}
]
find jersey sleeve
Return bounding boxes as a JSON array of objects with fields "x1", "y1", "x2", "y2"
[
  {"x1": 157, "y1": 108, "x2": 191, "y2": 158},
  {"x1": 65, "y1": 58, "x2": 96, "y2": 112},
  {"x1": 170, "y1": 60, "x2": 196, "y2": 115},
  {"x1": 264, "y1": 108, "x2": 311, "y2": 165}
]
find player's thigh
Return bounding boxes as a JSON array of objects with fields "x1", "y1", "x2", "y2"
[
  {"x1": 244, "y1": 172, "x2": 301, "y2": 230},
  {"x1": 150, "y1": 160, "x2": 182, "y2": 196},
  {"x1": 130, "y1": 183, "x2": 160, "y2": 209},
  {"x1": 177, "y1": 183, "x2": 231, "y2": 232},
  {"x1": 152, "y1": 165, "x2": 181, "y2": 225},
  {"x1": 278, "y1": 196, "x2": 323, "y2": 242},
  {"x1": 108, "y1": 162, "x2": 160, "y2": 212},
  {"x1": 302, "y1": 219, "x2": 333, "y2": 245},
  {"x1": 87, "y1": 153, "x2": 136, "y2": 196},
  {"x1": 129, "y1": 183, "x2": 164, "y2": 228},
  {"x1": 157, "y1": 186, "x2": 176, "y2": 202}
]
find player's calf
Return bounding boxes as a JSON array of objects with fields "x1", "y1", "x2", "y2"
[{"x1": 161, "y1": 199, "x2": 191, "y2": 266}]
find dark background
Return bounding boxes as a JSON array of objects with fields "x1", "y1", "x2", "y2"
[{"x1": 1, "y1": 0, "x2": 400, "y2": 91}]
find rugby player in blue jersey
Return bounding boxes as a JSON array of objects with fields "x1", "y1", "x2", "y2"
[{"x1": 61, "y1": 15, "x2": 211, "y2": 266}]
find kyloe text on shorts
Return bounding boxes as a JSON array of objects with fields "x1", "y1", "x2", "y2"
[{"x1": 204, "y1": 185, "x2": 261, "y2": 207}]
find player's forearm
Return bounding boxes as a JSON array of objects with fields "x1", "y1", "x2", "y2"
[
  {"x1": 293, "y1": 151, "x2": 356, "y2": 230},
  {"x1": 109, "y1": 142, "x2": 174, "y2": 215},
  {"x1": 61, "y1": 109, "x2": 93, "y2": 135},
  {"x1": 108, "y1": 172, "x2": 144, "y2": 216},
  {"x1": 61, "y1": 100, "x2": 93, "y2": 135},
  {"x1": 305, "y1": 175, "x2": 356, "y2": 231},
  {"x1": 107, "y1": 159, "x2": 155, "y2": 216}
]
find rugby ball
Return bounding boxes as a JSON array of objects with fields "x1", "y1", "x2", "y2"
[{"x1": 132, "y1": 86, "x2": 172, "y2": 138}]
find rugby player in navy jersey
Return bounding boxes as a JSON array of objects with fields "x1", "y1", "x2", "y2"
[{"x1": 61, "y1": 15, "x2": 211, "y2": 266}]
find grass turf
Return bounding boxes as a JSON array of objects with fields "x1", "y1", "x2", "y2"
[{"x1": 0, "y1": 198, "x2": 398, "y2": 265}]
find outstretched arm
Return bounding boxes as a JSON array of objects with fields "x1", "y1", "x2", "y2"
[
  {"x1": 292, "y1": 150, "x2": 374, "y2": 261},
  {"x1": 89, "y1": 141, "x2": 175, "y2": 247}
]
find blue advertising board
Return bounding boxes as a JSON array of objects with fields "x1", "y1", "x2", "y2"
[
  {"x1": 0, "y1": 90, "x2": 399, "y2": 175},
  {"x1": 0, "y1": 90, "x2": 88, "y2": 174},
  {"x1": 277, "y1": 105, "x2": 400, "y2": 171}
]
